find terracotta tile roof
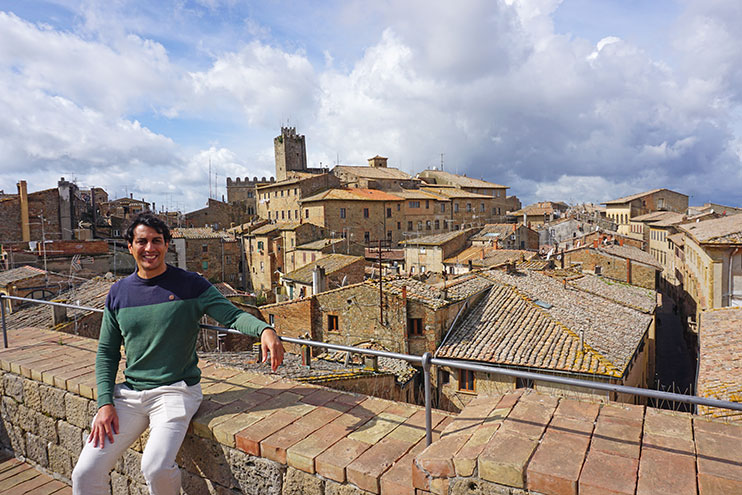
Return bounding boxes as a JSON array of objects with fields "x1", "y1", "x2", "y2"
[
  {"x1": 399, "y1": 230, "x2": 469, "y2": 247},
  {"x1": 630, "y1": 211, "x2": 671, "y2": 222},
  {"x1": 171, "y1": 228, "x2": 235, "y2": 240},
  {"x1": 382, "y1": 275, "x2": 494, "y2": 309},
  {"x1": 443, "y1": 247, "x2": 536, "y2": 268},
  {"x1": 668, "y1": 232, "x2": 685, "y2": 246},
  {"x1": 697, "y1": 307, "x2": 742, "y2": 420},
  {"x1": 679, "y1": 213, "x2": 742, "y2": 244},
  {"x1": 648, "y1": 212, "x2": 686, "y2": 227},
  {"x1": 511, "y1": 202, "x2": 566, "y2": 217},
  {"x1": 250, "y1": 223, "x2": 281, "y2": 236},
  {"x1": 300, "y1": 188, "x2": 403, "y2": 203},
  {"x1": 5, "y1": 277, "x2": 113, "y2": 330},
  {"x1": 567, "y1": 243, "x2": 663, "y2": 270},
  {"x1": 565, "y1": 273, "x2": 657, "y2": 314},
  {"x1": 471, "y1": 223, "x2": 518, "y2": 241},
  {"x1": 333, "y1": 165, "x2": 412, "y2": 180},
  {"x1": 419, "y1": 187, "x2": 491, "y2": 200},
  {"x1": 447, "y1": 269, "x2": 654, "y2": 377},
  {"x1": 0, "y1": 265, "x2": 47, "y2": 286},
  {"x1": 392, "y1": 190, "x2": 447, "y2": 200},
  {"x1": 296, "y1": 238, "x2": 345, "y2": 251},
  {"x1": 282, "y1": 254, "x2": 364, "y2": 284},
  {"x1": 417, "y1": 170, "x2": 507, "y2": 189},
  {"x1": 603, "y1": 188, "x2": 669, "y2": 205}
]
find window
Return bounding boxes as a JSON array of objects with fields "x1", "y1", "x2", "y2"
[
  {"x1": 466, "y1": 203, "x2": 472, "y2": 212},
  {"x1": 311, "y1": 253, "x2": 316, "y2": 261},
  {"x1": 387, "y1": 231, "x2": 392, "y2": 240},
  {"x1": 202, "y1": 261, "x2": 208, "y2": 270},
  {"x1": 305, "y1": 209, "x2": 309, "y2": 218},
  {"x1": 257, "y1": 241, "x2": 264, "y2": 250},
  {"x1": 281, "y1": 190, "x2": 284, "y2": 197},
  {"x1": 287, "y1": 210, "x2": 291, "y2": 219},
  {"x1": 397, "y1": 222, "x2": 401, "y2": 230},
  {"x1": 294, "y1": 188, "x2": 298, "y2": 195},
  {"x1": 459, "y1": 369, "x2": 475, "y2": 392},
  {"x1": 454, "y1": 203, "x2": 459, "y2": 213},
  {"x1": 295, "y1": 210, "x2": 298, "y2": 219},
  {"x1": 260, "y1": 261, "x2": 264, "y2": 272},
  {"x1": 408, "y1": 318, "x2": 423, "y2": 336},
  {"x1": 397, "y1": 204, "x2": 401, "y2": 211},
  {"x1": 387, "y1": 208, "x2": 392, "y2": 218},
  {"x1": 408, "y1": 221, "x2": 413, "y2": 230},
  {"x1": 340, "y1": 208, "x2": 346, "y2": 219},
  {"x1": 364, "y1": 231, "x2": 370, "y2": 243},
  {"x1": 417, "y1": 221, "x2": 423, "y2": 231},
  {"x1": 435, "y1": 220, "x2": 440, "y2": 230},
  {"x1": 281, "y1": 211, "x2": 285, "y2": 220},
  {"x1": 420, "y1": 265, "x2": 426, "y2": 273},
  {"x1": 303, "y1": 253, "x2": 306, "y2": 263},
  {"x1": 247, "y1": 191, "x2": 254, "y2": 198},
  {"x1": 425, "y1": 200, "x2": 429, "y2": 209},
  {"x1": 409, "y1": 201, "x2": 420, "y2": 208},
  {"x1": 441, "y1": 204, "x2": 445, "y2": 213},
  {"x1": 202, "y1": 244, "x2": 208, "y2": 253},
  {"x1": 480, "y1": 203, "x2": 485, "y2": 212},
  {"x1": 426, "y1": 220, "x2": 432, "y2": 230},
  {"x1": 328, "y1": 315, "x2": 339, "y2": 332},
  {"x1": 364, "y1": 208, "x2": 369, "y2": 218},
  {"x1": 440, "y1": 370, "x2": 450, "y2": 384},
  {"x1": 420, "y1": 247, "x2": 426, "y2": 253}
]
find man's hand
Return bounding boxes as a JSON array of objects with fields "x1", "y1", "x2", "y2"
[
  {"x1": 261, "y1": 327, "x2": 285, "y2": 371},
  {"x1": 89, "y1": 404, "x2": 119, "y2": 448}
]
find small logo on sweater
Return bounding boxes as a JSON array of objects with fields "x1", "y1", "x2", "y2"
[{"x1": 169, "y1": 295, "x2": 175, "y2": 300}]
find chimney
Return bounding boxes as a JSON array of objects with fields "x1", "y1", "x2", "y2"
[
  {"x1": 593, "y1": 240, "x2": 599, "y2": 248},
  {"x1": 52, "y1": 301, "x2": 67, "y2": 327},
  {"x1": 563, "y1": 279, "x2": 567, "y2": 290},
  {"x1": 626, "y1": 259, "x2": 632, "y2": 284},
  {"x1": 301, "y1": 344, "x2": 311, "y2": 368},
  {"x1": 364, "y1": 355, "x2": 379, "y2": 371},
  {"x1": 579, "y1": 330, "x2": 584, "y2": 352},
  {"x1": 401, "y1": 285, "x2": 407, "y2": 300},
  {"x1": 619, "y1": 238, "x2": 624, "y2": 246},
  {"x1": 481, "y1": 249, "x2": 485, "y2": 260},
  {"x1": 312, "y1": 265, "x2": 326, "y2": 294},
  {"x1": 17, "y1": 180, "x2": 30, "y2": 242},
  {"x1": 130, "y1": 193, "x2": 133, "y2": 199}
]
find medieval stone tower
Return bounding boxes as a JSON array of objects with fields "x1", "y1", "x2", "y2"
[{"x1": 274, "y1": 127, "x2": 307, "y2": 181}]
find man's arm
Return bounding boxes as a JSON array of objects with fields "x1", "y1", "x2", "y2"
[
  {"x1": 90, "y1": 303, "x2": 123, "y2": 447},
  {"x1": 201, "y1": 286, "x2": 285, "y2": 370}
]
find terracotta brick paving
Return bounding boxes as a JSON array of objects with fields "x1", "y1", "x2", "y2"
[
  {"x1": 3, "y1": 326, "x2": 742, "y2": 494},
  {"x1": 0, "y1": 454, "x2": 71, "y2": 494}
]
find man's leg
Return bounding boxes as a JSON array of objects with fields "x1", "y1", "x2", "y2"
[
  {"x1": 140, "y1": 381, "x2": 202, "y2": 495},
  {"x1": 72, "y1": 386, "x2": 149, "y2": 495}
]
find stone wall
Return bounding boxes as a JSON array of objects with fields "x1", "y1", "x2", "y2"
[{"x1": 564, "y1": 248, "x2": 658, "y2": 289}]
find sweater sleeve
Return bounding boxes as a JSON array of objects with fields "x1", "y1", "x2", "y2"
[
  {"x1": 200, "y1": 285, "x2": 271, "y2": 338},
  {"x1": 96, "y1": 295, "x2": 123, "y2": 409}
]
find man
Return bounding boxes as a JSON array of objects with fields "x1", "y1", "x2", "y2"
[{"x1": 72, "y1": 213, "x2": 284, "y2": 494}]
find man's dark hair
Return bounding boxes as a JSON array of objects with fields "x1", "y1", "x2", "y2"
[{"x1": 125, "y1": 212, "x2": 172, "y2": 244}]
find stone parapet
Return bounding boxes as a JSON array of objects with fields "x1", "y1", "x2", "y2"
[{"x1": 1, "y1": 326, "x2": 741, "y2": 494}]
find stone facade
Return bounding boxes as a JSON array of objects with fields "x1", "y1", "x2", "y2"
[
  {"x1": 604, "y1": 188, "x2": 688, "y2": 235},
  {"x1": 172, "y1": 233, "x2": 242, "y2": 285},
  {"x1": 564, "y1": 247, "x2": 659, "y2": 290},
  {"x1": 257, "y1": 174, "x2": 341, "y2": 223},
  {"x1": 185, "y1": 198, "x2": 246, "y2": 230},
  {"x1": 226, "y1": 176, "x2": 274, "y2": 217},
  {"x1": 274, "y1": 127, "x2": 307, "y2": 181}
]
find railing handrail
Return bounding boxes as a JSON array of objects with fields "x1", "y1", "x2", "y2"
[{"x1": 2, "y1": 293, "x2": 741, "y2": 448}]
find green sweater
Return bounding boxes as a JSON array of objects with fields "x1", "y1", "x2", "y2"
[{"x1": 96, "y1": 265, "x2": 269, "y2": 408}]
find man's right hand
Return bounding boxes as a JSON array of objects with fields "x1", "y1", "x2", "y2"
[{"x1": 89, "y1": 404, "x2": 119, "y2": 448}]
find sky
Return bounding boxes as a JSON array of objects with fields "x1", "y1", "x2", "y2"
[{"x1": 0, "y1": 0, "x2": 741, "y2": 213}]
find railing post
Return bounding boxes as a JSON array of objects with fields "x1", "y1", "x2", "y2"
[
  {"x1": 422, "y1": 351, "x2": 433, "y2": 446},
  {"x1": 1, "y1": 294, "x2": 7, "y2": 348}
]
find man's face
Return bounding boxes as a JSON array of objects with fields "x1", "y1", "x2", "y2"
[{"x1": 128, "y1": 225, "x2": 168, "y2": 278}]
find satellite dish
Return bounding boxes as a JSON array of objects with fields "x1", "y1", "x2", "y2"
[{"x1": 556, "y1": 254, "x2": 562, "y2": 260}]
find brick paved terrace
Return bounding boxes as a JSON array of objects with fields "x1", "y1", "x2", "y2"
[{"x1": 0, "y1": 326, "x2": 740, "y2": 494}]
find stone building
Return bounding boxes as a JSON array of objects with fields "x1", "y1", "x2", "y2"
[
  {"x1": 677, "y1": 214, "x2": 742, "y2": 326},
  {"x1": 185, "y1": 198, "x2": 246, "y2": 230},
  {"x1": 603, "y1": 188, "x2": 688, "y2": 236},
  {"x1": 0, "y1": 266, "x2": 70, "y2": 313},
  {"x1": 257, "y1": 173, "x2": 341, "y2": 223},
  {"x1": 436, "y1": 268, "x2": 656, "y2": 412},
  {"x1": 400, "y1": 229, "x2": 474, "y2": 275},
  {"x1": 510, "y1": 201, "x2": 569, "y2": 229},
  {"x1": 696, "y1": 306, "x2": 742, "y2": 421},
  {"x1": 279, "y1": 253, "x2": 366, "y2": 300},
  {"x1": 289, "y1": 238, "x2": 347, "y2": 273},
  {"x1": 419, "y1": 186, "x2": 502, "y2": 230},
  {"x1": 170, "y1": 227, "x2": 241, "y2": 285},
  {"x1": 0, "y1": 179, "x2": 85, "y2": 243},
  {"x1": 244, "y1": 223, "x2": 283, "y2": 297},
  {"x1": 301, "y1": 188, "x2": 404, "y2": 247},
  {"x1": 274, "y1": 126, "x2": 307, "y2": 181},
  {"x1": 226, "y1": 176, "x2": 274, "y2": 217},
  {"x1": 563, "y1": 241, "x2": 663, "y2": 290},
  {"x1": 471, "y1": 223, "x2": 539, "y2": 250},
  {"x1": 332, "y1": 156, "x2": 419, "y2": 190},
  {"x1": 443, "y1": 248, "x2": 537, "y2": 275},
  {"x1": 274, "y1": 222, "x2": 327, "y2": 274},
  {"x1": 417, "y1": 169, "x2": 520, "y2": 216}
]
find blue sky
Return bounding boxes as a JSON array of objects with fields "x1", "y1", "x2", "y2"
[{"x1": 0, "y1": 0, "x2": 741, "y2": 212}]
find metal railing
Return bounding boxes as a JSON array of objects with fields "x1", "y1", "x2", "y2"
[{"x1": 3, "y1": 293, "x2": 742, "y2": 447}]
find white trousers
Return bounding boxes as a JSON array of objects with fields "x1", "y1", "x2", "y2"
[{"x1": 71, "y1": 381, "x2": 202, "y2": 495}]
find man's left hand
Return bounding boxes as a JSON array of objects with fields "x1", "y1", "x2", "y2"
[{"x1": 261, "y1": 328, "x2": 285, "y2": 371}]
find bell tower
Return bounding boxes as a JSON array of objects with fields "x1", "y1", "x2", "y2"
[{"x1": 274, "y1": 127, "x2": 307, "y2": 181}]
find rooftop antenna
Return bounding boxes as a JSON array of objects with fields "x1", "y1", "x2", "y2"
[
  {"x1": 209, "y1": 157, "x2": 212, "y2": 199},
  {"x1": 441, "y1": 153, "x2": 444, "y2": 171}
]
